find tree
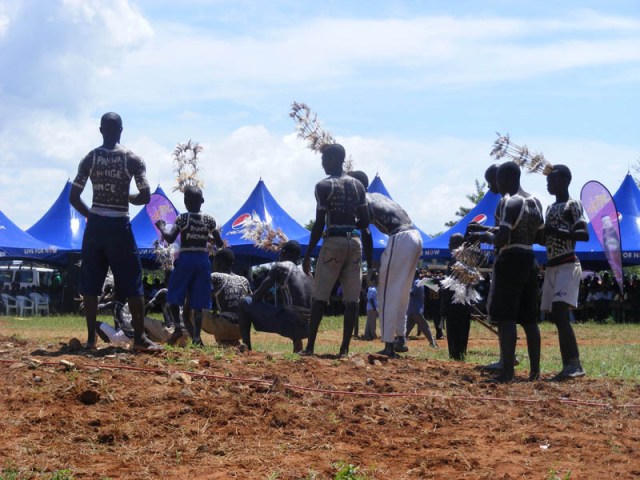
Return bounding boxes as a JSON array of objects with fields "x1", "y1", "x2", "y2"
[
  {"x1": 444, "y1": 179, "x2": 487, "y2": 228},
  {"x1": 304, "y1": 219, "x2": 315, "y2": 231}
]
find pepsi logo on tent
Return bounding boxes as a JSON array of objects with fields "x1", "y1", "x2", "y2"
[
  {"x1": 471, "y1": 214, "x2": 487, "y2": 225},
  {"x1": 232, "y1": 213, "x2": 252, "y2": 229},
  {"x1": 618, "y1": 212, "x2": 623, "y2": 223}
]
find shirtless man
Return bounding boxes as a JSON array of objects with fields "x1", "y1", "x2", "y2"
[
  {"x1": 540, "y1": 165, "x2": 588, "y2": 380},
  {"x1": 70, "y1": 112, "x2": 160, "y2": 352},
  {"x1": 349, "y1": 170, "x2": 424, "y2": 358},
  {"x1": 238, "y1": 240, "x2": 313, "y2": 353},
  {"x1": 467, "y1": 162, "x2": 543, "y2": 382},
  {"x1": 302, "y1": 144, "x2": 370, "y2": 357}
]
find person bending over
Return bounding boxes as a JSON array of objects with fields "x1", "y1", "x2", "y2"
[
  {"x1": 349, "y1": 170, "x2": 423, "y2": 358},
  {"x1": 238, "y1": 240, "x2": 313, "y2": 353}
]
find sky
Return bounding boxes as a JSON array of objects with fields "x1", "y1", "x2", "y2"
[{"x1": 1, "y1": 0, "x2": 639, "y2": 237}]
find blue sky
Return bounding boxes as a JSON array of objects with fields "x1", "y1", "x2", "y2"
[{"x1": 1, "y1": 0, "x2": 639, "y2": 236}]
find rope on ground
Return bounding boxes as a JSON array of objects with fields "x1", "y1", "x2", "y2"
[{"x1": 1, "y1": 357, "x2": 639, "y2": 410}]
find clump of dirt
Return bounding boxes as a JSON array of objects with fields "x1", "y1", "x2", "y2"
[{"x1": 0, "y1": 335, "x2": 638, "y2": 479}]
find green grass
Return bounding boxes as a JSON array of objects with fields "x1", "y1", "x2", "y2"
[{"x1": 1, "y1": 313, "x2": 640, "y2": 380}]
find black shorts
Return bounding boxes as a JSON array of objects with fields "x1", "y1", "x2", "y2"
[
  {"x1": 489, "y1": 249, "x2": 539, "y2": 325},
  {"x1": 241, "y1": 297, "x2": 309, "y2": 340}
]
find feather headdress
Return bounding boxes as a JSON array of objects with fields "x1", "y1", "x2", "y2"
[
  {"x1": 153, "y1": 239, "x2": 175, "y2": 271},
  {"x1": 441, "y1": 242, "x2": 489, "y2": 305},
  {"x1": 490, "y1": 133, "x2": 553, "y2": 176},
  {"x1": 173, "y1": 139, "x2": 204, "y2": 193},
  {"x1": 289, "y1": 101, "x2": 354, "y2": 171},
  {"x1": 240, "y1": 212, "x2": 288, "y2": 253}
]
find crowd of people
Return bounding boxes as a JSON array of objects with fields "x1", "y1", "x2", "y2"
[{"x1": 5, "y1": 111, "x2": 636, "y2": 384}]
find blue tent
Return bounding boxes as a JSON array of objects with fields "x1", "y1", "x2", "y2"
[
  {"x1": 27, "y1": 181, "x2": 86, "y2": 251},
  {"x1": 422, "y1": 190, "x2": 502, "y2": 261},
  {"x1": 367, "y1": 174, "x2": 431, "y2": 260},
  {"x1": 0, "y1": 210, "x2": 65, "y2": 265},
  {"x1": 220, "y1": 179, "x2": 311, "y2": 265},
  {"x1": 576, "y1": 173, "x2": 640, "y2": 267},
  {"x1": 131, "y1": 185, "x2": 181, "y2": 267}
]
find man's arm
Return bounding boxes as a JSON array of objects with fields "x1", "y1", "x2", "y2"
[
  {"x1": 69, "y1": 184, "x2": 90, "y2": 218},
  {"x1": 303, "y1": 207, "x2": 326, "y2": 275},
  {"x1": 155, "y1": 220, "x2": 180, "y2": 244},
  {"x1": 128, "y1": 152, "x2": 151, "y2": 206},
  {"x1": 253, "y1": 275, "x2": 276, "y2": 301}
]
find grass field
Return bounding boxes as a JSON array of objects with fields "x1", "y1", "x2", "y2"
[{"x1": 1, "y1": 313, "x2": 639, "y2": 381}]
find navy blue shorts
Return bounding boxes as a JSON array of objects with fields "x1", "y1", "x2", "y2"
[
  {"x1": 166, "y1": 251, "x2": 212, "y2": 310},
  {"x1": 241, "y1": 297, "x2": 308, "y2": 340},
  {"x1": 80, "y1": 214, "x2": 143, "y2": 298},
  {"x1": 489, "y1": 249, "x2": 539, "y2": 325}
]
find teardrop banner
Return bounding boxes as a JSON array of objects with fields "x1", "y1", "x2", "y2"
[{"x1": 580, "y1": 181, "x2": 623, "y2": 295}]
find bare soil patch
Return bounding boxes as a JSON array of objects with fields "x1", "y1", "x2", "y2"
[{"x1": 1, "y1": 334, "x2": 639, "y2": 479}]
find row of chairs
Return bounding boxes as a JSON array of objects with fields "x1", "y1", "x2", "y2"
[{"x1": 1, "y1": 293, "x2": 50, "y2": 316}]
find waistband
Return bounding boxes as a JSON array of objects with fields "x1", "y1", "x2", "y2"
[
  {"x1": 325, "y1": 227, "x2": 360, "y2": 238},
  {"x1": 547, "y1": 252, "x2": 578, "y2": 267},
  {"x1": 500, "y1": 243, "x2": 533, "y2": 252}
]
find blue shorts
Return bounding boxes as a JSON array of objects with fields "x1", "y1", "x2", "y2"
[
  {"x1": 79, "y1": 214, "x2": 143, "y2": 298},
  {"x1": 166, "y1": 251, "x2": 212, "y2": 310},
  {"x1": 240, "y1": 297, "x2": 309, "y2": 340}
]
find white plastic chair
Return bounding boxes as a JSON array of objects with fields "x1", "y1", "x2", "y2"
[
  {"x1": 30, "y1": 292, "x2": 50, "y2": 316},
  {"x1": 2, "y1": 293, "x2": 18, "y2": 315},
  {"x1": 16, "y1": 295, "x2": 34, "y2": 316}
]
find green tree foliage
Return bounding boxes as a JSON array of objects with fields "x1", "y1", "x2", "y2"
[
  {"x1": 444, "y1": 179, "x2": 487, "y2": 228},
  {"x1": 304, "y1": 220, "x2": 315, "y2": 231}
]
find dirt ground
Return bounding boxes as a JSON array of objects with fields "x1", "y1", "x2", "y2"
[{"x1": 1, "y1": 334, "x2": 639, "y2": 480}]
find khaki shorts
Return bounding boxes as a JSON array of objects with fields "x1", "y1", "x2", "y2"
[
  {"x1": 541, "y1": 261, "x2": 581, "y2": 311},
  {"x1": 202, "y1": 310, "x2": 241, "y2": 343},
  {"x1": 313, "y1": 236, "x2": 362, "y2": 303}
]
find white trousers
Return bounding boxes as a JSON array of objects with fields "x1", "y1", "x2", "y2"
[{"x1": 378, "y1": 229, "x2": 423, "y2": 343}]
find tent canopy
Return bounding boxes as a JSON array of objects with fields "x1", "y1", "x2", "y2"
[
  {"x1": 219, "y1": 179, "x2": 311, "y2": 266},
  {"x1": 0, "y1": 209, "x2": 65, "y2": 265},
  {"x1": 422, "y1": 190, "x2": 502, "y2": 261},
  {"x1": 27, "y1": 181, "x2": 86, "y2": 251}
]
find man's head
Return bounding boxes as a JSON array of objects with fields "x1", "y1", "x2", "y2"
[
  {"x1": 99, "y1": 112, "x2": 123, "y2": 144},
  {"x1": 279, "y1": 240, "x2": 302, "y2": 262},
  {"x1": 546, "y1": 164, "x2": 572, "y2": 196},
  {"x1": 484, "y1": 164, "x2": 499, "y2": 194},
  {"x1": 321, "y1": 143, "x2": 346, "y2": 175},
  {"x1": 184, "y1": 185, "x2": 204, "y2": 213},
  {"x1": 348, "y1": 170, "x2": 369, "y2": 191},
  {"x1": 496, "y1": 161, "x2": 521, "y2": 196},
  {"x1": 213, "y1": 248, "x2": 235, "y2": 273},
  {"x1": 448, "y1": 233, "x2": 465, "y2": 251}
]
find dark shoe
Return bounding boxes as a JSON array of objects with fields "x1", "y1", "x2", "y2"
[
  {"x1": 486, "y1": 372, "x2": 514, "y2": 384},
  {"x1": 393, "y1": 336, "x2": 409, "y2": 353},
  {"x1": 553, "y1": 364, "x2": 586, "y2": 381},
  {"x1": 377, "y1": 343, "x2": 400, "y2": 359}
]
